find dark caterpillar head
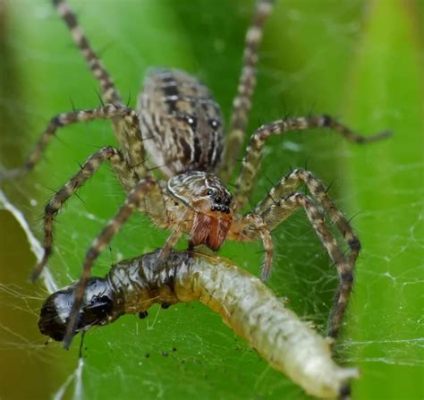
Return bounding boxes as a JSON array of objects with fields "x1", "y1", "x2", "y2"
[{"x1": 39, "y1": 278, "x2": 117, "y2": 342}]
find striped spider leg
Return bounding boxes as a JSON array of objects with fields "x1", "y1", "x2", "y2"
[
  {"x1": 216, "y1": 3, "x2": 390, "y2": 338},
  {"x1": 220, "y1": 0, "x2": 274, "y2": 181},
  {"x1": 228, "y1": 116, "x2": 390, "y2": 338},
  {"x1": 18, "y1": 0, "x2": 152, "y2": 282}
]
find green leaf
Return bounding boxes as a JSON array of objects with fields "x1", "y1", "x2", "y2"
[{"x1": 0, "y1": 1, "x2": 423, "y2": 399}]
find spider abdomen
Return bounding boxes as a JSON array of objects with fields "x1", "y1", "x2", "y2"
[{"x1": 138, "y1": 69, "x2": 224, "y2": 176}]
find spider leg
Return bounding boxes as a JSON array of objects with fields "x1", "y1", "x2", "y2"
[
  {"x1": 253, "y1": 169, "x2": 361, "y2": 338},
  {"x1": 52, "y1": 1, "x2": 148, "y2": 177},
  {"x1": 156, "y1": 228, "x2": 184, "y2": 266},
  {"x1": 62, "y1": 177, "x2": 158, "y2": 348},
  {"x1": 256, "y1": 169, "x2": 360, "y2": 261},
  {"x1": 220, "y1": 0, "x2": 274, "y2": 181},
  {"x1": 53, "y1": 0, "x2": 121, "y2": 104},
  {"x1": 257, "y1": 224, "x2": 273, "y2": 281},
  {"x1": 31, "y1": 146, "x2": 136, "y2": 282},
  {"x1": 228, "y1": 213, "x2": 273, "y2": 281},
  {"x1": 2, "y1": 104, "x2": 147, "y2": 179},
  {"x1": 234, "y1": 115, "x2": 391, "y2": 210}
]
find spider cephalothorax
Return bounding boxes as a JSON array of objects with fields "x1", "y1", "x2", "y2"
[
  {"x1": 167, "y1": 171, "x2": 233, "y2": 250},
  {"x1": 4, "y1": 0, "x2": 390, "y2": 346}
]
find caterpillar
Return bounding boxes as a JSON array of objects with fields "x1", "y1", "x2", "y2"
[{"x1": 39, "y1": 250, "x2": 357, "y2": 399}]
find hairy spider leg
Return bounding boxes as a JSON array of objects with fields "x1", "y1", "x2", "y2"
[
  {"x1": 228, "y1": 165, "x2": 359, "y2": 338},
  {"x1": 155, "y1": 225, "x2": 185, "y2": 266},
  {"x1": 30, "y1": 146, "x2": 135, "y2": 282},
  {"x1": 53, "y1": 0, "x2": 148, "y2": 177},
  {"x1": 63, "y1": 177, "x2": 160, "y2": 348},
  {"x1": 234, "y1": 114, "x2": 391, "y2": 210},
  {"x1": 220, "y1": 0, "x2": 274, "y2": 181},
  {"x1": 14, "y1": 105, "x2": 143, "y2": 280},
  {"x1": 226, "y1": 212, "x2": 274, "y2": 279},
  {"x1": 53, "y1": 0, "x2": 120, "y2": 104},
  {"x1": 256, "y1": 168, "x2": 360, "y2": 260},
  {"x1": 16, "y1": 105, "x2": 134, "y2": 174},
  {"x1": 255, "y1": 169, "x2": 358, "y2": 339}
]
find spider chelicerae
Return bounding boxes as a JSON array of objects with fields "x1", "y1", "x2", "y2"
[{"x1": 3, "y1": 0, "x2": 389, "y2": 347}]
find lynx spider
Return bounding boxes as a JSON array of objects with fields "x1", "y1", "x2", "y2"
[{"x1": 4, "y1": 0, "x2": 389, "y2": 347}]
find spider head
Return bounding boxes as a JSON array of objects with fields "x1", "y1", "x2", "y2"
[
  {"x1": 168, "y1": 171, "x2": 232, "y2": 214},
  {"x1": 167, "y1": 171, "x2": 233, "y2": 250},
  {"x1": 39, "y1": 278, "x2": 120, "y2": 342}
]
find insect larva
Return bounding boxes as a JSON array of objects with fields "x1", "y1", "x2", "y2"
[{"x1": 39, "y1": 250, "x2": 358, "y2": 399}]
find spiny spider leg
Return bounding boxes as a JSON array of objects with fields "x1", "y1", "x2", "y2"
[
  {"x1": 53, "y1": 0, "x2": 147, "y2": 177},
  {"x1": 156, "y1": 225, "x2": 185, "y2": 266},
  {"x1": 261, "y1": 193, "x2": 352, "y2": 339},
  {"x1": 220, "y1": 0, "x2": 274, "y2": 181},
  {"x1": 252, "y1": 168, "x2": 360, "y2": 338},
  {"x1": 10, "y1": 105, "x2": 135, "y2": 176},
  {"x1": 31, "y1": 146, "x2": 135, "y2": 282},
  {"x1": 256, "y1": 168, "x2": 360, "y2": 260},
  {"x1": 53, "y1": 0, "x2": 121, "y2": 104},
  {"x1": 235, "y1": 115, "x2": 391, "y2": 210},
  {"x1": 63, "y1": 177, "x2": 158, "y2": 348}
]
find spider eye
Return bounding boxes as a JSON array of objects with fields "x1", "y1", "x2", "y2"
[
  {"x1": 209, "y1": 119, "x2": 221, "y2": 129},
  {"x1": 207, "y1": 189, "x2": 214, "y2": 196},
  {"x1": 175, "y1": 113, "x2": 198, "y2": 129},
  {"x1": 184, "y1": 114, "x2": 197, "y2": 129}
]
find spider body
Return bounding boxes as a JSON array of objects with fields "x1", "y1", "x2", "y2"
[
  {"x1": 138, "y1": 68, "x2": 233, "y2": 251},
  {"x1": 2, "y1": 0, "x2": 391, "y2": 346}
]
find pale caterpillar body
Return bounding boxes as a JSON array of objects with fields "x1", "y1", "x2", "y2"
[{"x1": 39, "y1": 250, "x2": 358, "y2": 398}]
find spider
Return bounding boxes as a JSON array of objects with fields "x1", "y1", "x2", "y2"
[{"x1": 3, "y1": 0, "x2": 390, "y2": 347}]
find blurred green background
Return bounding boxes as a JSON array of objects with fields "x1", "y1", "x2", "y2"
[{"x1": 0, "y1": 0, "x2": 423, "y2": 399}]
